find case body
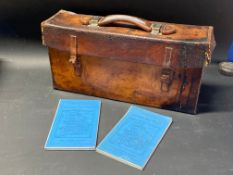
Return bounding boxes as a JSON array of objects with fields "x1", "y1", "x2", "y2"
[{"x1": 41, "y1": 10, "x2": 215, "y2": 114}]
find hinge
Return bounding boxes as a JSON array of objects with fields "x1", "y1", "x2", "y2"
[
  {"x1": 204, "y1": 43, "x2": 211, "y2": 66},
  {"x1": 69, "y1": 35, "x2": 81, "y2": 76},
  {"x1": 41, "y1": 35, "x2": 45, "y2": 46},
  {"x1": 177, "y1": 46, "x2": 188, "y2": 108}
]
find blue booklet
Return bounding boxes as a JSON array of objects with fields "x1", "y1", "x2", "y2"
[
  {"x1": 45, "y1": 99, "x2": 101, "y2": 150},
  {"x1": 96, "y1": 106, "x2": 172, "y2": 170}
]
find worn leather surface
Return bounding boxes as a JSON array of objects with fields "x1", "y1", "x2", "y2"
[{"x1": 42, "y1": 10, "x2": 215, "y2": 114}]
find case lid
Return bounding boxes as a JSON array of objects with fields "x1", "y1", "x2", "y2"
[{"x1": 41, "y1": 10, "x2": 215, "y2": 68}]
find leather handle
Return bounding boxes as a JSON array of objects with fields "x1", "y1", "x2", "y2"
[{"x1": 98, "y1": 15, "x2": 152, "y2": 32}]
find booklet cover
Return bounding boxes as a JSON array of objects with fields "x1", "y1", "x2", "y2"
[
  {"x1": 96, "y1": 106, "x2": 172, "y2": 170},
  {"x1": 45, "y1": 99, "x2": 101, "y2": 150}
]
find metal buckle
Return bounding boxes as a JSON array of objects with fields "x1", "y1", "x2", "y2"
[
  {"x1": 88, "y1": 16, "x2": 101, "y2": 27},
  {"x1": 151, "y1": 23, "x2": 162, "y2": 35}
]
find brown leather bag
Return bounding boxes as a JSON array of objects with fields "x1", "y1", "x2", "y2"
[{"x1": 41, "y1": 10, "x2": 215, "y2": 114}]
